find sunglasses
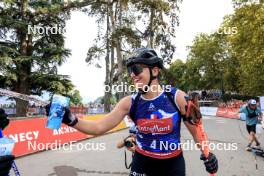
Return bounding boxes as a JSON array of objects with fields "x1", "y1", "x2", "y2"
[{"x1": 127, "y1": 64, "x2": 148, "y2": 76}]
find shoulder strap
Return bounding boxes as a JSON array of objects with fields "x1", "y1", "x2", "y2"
[
  {"x1": 246, "y1": 106, "x2": 257, "y2": 115},
  {"x1": 246, "y1": 106, "x2": 250, "y2": 114},
  {"x1": 164, "y1": 91, "x2": 180, "y2": 113},
  {"x1": 130, "y1": 93, "x2": 141, "y2": 122}
]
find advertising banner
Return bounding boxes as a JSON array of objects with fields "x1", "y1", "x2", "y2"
[{"x1": 3, "y1": 115, "x2": 127, "y2": 157}]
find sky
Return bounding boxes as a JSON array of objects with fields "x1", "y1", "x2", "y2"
[{"x1": 58, "y1": 0, "x2": 234, "y2": 103}]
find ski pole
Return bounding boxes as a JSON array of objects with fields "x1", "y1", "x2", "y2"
[{"x1": 187, "y1": 100, "x2": 217, "y2": 176}]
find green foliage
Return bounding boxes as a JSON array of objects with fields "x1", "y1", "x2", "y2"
[
  {"x1": 169, "y1": 33, "x2": 231, "y2": 92},
  {"x1": 132, "y1": 0, "x2": 181, "y2": 63},
  {"x1": 111, "y1": 27, "x2": 141, "y2": 48},
  {"x1": 187, "y1": 33, "x2": 224, "y2": 90},
  {"x1": 68, "y1": 89, "x2": 82, "y2": 106},
  {"x1": 99, "y1": 95, "x2": 116, "y2": 105},
  {"x1": 222, "y1": 93, "x2": 258, "y2": 102},
  {"x1": 0, "y1": 0, "x2": 74, "y2": 94},
  {"x1": 232, "y1": 0, "x2": 263, "y2": 8},
  {"x1": 84, "y1": 0, "x2": 182, "y2": 109},
  {"x1": 162, "y1": 59, "x2": 187, "y2": 90},
  {"x1": 85, "y1": 0, "x2": 182, "y2": 69},
  {"x1": 164, "y1": 2, "x2": 264, "y2": 97},
  {"x1": 0, "y1": 0, "x2": 77, "y2": 115},
  {"x1": 224, "y1": 3, "x2": 264, "y2": 95}
]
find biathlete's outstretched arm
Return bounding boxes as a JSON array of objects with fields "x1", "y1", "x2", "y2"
[
  {"x1": 175, "y1": 90, "x2": 218, "y2": 175},
  {"x1": 67, "y1": 96, "x2": 131, "y2": 135}
]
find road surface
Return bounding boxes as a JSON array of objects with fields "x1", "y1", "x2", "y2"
[{"x1": 13, "y1": 116, "x2": 264, "y2": 176}]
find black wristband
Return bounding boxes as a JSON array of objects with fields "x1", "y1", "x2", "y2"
[
  {"x1": 181, "y1": 114, "x2": 187, "y2": 121},
  {"x1": 69, "y1": 117, "x2": 78, "y2": 127}
]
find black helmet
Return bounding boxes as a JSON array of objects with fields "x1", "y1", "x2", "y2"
[{"x1": 126, "y1": 48, "x2": 163, "y2": 69}]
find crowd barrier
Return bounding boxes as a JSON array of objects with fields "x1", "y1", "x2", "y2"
[
  {"x1": 215, "y1": 107, "x2": 239, "y2": 119},
  {"x1": 70, "y1": 107, "x2": 88, "y2": 114},
  {"x1": 2, "y1": 114, "x2": 127, "y2": 157},
  {"x1": 200, "y1": 107, "x2": 218, "y2": 116},
  {"x1": 200, "y1": 106, "x2": 240, "y2": 119},
  {"x1": 87, "y1": 107, "x2": 104, "y2": 114}
]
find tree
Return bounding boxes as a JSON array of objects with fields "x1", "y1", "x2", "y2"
[
  {"x1": 132, "y1": 0, "x2": 181, "y2": 64},
  {"x1": 224, "y1": 2, "x2": 264, "y2": 95},
  {"x1": 0, "y1": 0, "x2": 79, "y2": 116},
  {"x1": 172, "y1": 2, "x2": 264, "y2": 96},
  {"x1": 232, "y1": 0, "x2": 263, "y2": 8},
  {"x1": 168, "y1": 31, "x2": 239, "y2": 93},
  {"x1": 162, "y1": 59, "x2": 187, "y2": 91},
  {"x1": 86, "y1": 0, "x2": 139, "y2": 112},
  {"x1": 85, "y1": 0, "x2": 141, "y2": 111},
  {"x1": 164, "y1": 1, "x2": 263, "y2": 97},
  {"x1": 69, "y1": 89, "x2": 82, "y2": 106},
  {"x1": 186, "y1": 33, "x2": 228, "y2": 91},
  {"x1": 85, "y1": 0, "x2": 182, "y2": 111}
]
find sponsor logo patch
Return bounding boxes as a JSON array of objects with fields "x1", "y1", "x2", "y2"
[{"x1": 137, "y1": 118, "x2": 173, "y2": 134}]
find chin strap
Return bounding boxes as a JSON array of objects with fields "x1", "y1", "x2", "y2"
[{"x1": 139, "y1": 67, "x2": 157, "y2": 94}]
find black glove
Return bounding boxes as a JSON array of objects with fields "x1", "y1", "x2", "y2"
[
  {"x1": 0, "y1": 155, "x2": 15, "y2": 175},
  {"x1": 45, "y1": 105, "x2": 78, "y2": 127},
  {"x1": 200, "y1": 152, "x2": 218, "y2": 174},
  {"x1": 0, "y1": 108, "x2": 9, "y2": 130}
]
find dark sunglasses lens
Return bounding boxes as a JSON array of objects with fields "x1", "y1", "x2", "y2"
[
  {"x1": 128, "y1": 65, "x2": 143, "y2": 76},
  {"x1": 127, "y1": 67, "x2": 132, "y2": 75},
  {"x1": 133, "y1": 65, "x2": 143, "y2": 75}
]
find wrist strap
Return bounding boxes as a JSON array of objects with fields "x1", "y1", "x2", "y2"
[{"x1": 69, "y1": 118, "x2": 78, "y2": 127}]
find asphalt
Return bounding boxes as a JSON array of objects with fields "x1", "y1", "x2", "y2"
[{"x1": 12, "y1": 116, "x2": 264, "y2": 176}]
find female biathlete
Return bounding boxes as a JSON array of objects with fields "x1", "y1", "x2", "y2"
[{"x1": 52, "y1": 48, "x2": 218, "y2": 176}]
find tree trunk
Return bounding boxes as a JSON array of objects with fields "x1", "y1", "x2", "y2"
[
  {"x1": 118, "y1": 2, "x2": 125, "y2": 99},
  {"x1": 104, "y1": 1, "x2": 112, "y2": 113},
  {"x1": 109, "y1": 1, "x2": 125, "y2": 100},
  {"x1": 149, "y1": 8, "x2": 155, "y2": 48},
  {"x1": 15, "y1": 0, "x2": 31, "y2": 117},
  {"x1": 15, "y1": 71, "x2": 30, "y2": 117}
]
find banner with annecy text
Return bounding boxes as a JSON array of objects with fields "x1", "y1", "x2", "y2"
[{"x1": 2, "y1": 115, "x2": 127, "y2": 157}]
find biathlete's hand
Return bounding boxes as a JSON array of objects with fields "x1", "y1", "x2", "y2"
[
  {"x1": 200, "y1": 152, "x2": 218, "y2": 174},
  {"x1": 117, "y1": 135, "x2": 136, "y2": 152},
  {"x1": 124, "y1": 136, "x2": 136, "y2": 152},
  {"x1": 0, "y1": 108, "x2": 9, "y2": 130},
  {"x1": 45, "y1": 105, "x2": 78, "y2": 127},
  {"x1": 0, "y1": 155, "x2": 15, "y2": 176}
]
